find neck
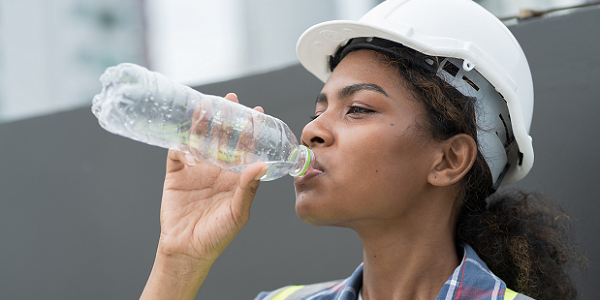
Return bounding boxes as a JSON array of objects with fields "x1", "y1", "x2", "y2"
[{"x1": 355, "y1": 195, "x2": 461, "y2": 300}]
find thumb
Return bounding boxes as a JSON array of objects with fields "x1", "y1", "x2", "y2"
[{"x1": 232, "y1": 162, "x2": 269, "y2": 217}]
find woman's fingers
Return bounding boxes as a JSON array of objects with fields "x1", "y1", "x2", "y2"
[
  {"x1": 224, "y1": 92, "x2": 265, "y2": 114},
  {"x1": 232, "y1": 162, "x2": 269, "y2": 219},
  {"x1": 166, "y1": 149, "x2": 186, "y2": 173},
  {"x1": 224, "y1": 93, "x2": 239, "y2": 103},
  {"x1": 166, "y1": 149, "x2": 197, "y2": 173}
]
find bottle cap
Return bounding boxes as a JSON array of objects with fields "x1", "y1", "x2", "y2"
[{"x1": 289, "y1": 145, "x2": 314, "y2": 177}]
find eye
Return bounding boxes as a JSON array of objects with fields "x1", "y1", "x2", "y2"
[
  {"x1": 347, "y1": 106, "x2": 373, "y2": 115},
  {"x1": 309, "y1": 113, "x2": 320, "y2": 121}
]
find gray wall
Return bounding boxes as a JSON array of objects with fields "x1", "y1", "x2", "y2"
[{"x1": 1, "y1": 6, "x2": 599, "y2": 300}]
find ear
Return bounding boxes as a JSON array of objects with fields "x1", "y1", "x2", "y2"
[{"x1": 428, "y1": 134, "x2": 477, "y2": 187}]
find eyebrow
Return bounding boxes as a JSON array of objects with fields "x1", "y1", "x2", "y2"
[{"x1": 315, "y1": 83, "x2": 388, "y2": 103}]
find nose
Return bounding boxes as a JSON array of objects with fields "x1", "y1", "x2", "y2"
[{"x1": 301, "y1": 115, "x2": 334, "y2": 149}]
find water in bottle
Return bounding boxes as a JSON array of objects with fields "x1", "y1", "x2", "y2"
[{"x1": 91, "y1": 63, "x2": 313, "y2": 181}]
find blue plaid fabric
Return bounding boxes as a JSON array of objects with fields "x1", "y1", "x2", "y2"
[{"x1": 255, "y1": 244, "x2": 512, "y2": 300}]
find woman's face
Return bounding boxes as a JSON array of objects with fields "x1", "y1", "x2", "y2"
[{"x1": 294, "y1": 50, "x2": 441, "y2": 229}]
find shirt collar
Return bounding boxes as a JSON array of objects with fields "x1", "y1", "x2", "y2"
[
  {"x1": 436, "y1": 244, "x2": 507, "y2": 300},
  {"x1": 315, "y1": 244, "x2": 508, "y2": 300}
]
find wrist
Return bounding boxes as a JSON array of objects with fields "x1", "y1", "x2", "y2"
[
  {"x1": 154, "y1": 243, "x2": 216, "y2": 278},
  {"x1": 153, "y1": 257, "x2": 208, "y2": 280},
  {"x1": 140, "y1": 249, "x2": 215, "y2": 300}
]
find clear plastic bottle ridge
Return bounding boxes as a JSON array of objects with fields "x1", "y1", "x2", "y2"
[{"x1": 91, "y1": 63, "x2": 314, "y2": 181}]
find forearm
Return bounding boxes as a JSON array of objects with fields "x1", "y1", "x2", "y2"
[{"x1": 140, "y1": 251, "x2": 215, "y2": 300}]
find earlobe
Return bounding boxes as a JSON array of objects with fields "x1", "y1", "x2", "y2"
[{"x1": 428, "y1": 134, "x2": 477, "y2": 187}]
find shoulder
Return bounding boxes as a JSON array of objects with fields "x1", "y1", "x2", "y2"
[{"x1": 254, "y1": 280, "x2": 343, "y2": 300}]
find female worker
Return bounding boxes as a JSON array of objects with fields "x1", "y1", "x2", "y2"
[{"x1": 140, "y1": 0, "x2": 580, "y2": 299}]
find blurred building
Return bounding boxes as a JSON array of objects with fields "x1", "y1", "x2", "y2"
[
  {"x1": 144, "y1": 0, "x2": 380, "y2": 85},
  {"x1": 0, "y1": 0, "x2": 146, "y2": 123}
]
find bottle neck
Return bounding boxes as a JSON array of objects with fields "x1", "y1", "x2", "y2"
[{"x1": 288, "y1": 145, "x2": 314, "y2": 177}]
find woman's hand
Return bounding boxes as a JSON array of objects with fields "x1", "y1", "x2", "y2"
[{"x1": 141, "y1": 93, "x2": 268, "y2": 300}]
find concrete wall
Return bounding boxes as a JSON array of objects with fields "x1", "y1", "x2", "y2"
[{"x1": 0, "y1": 6, "x2": 598, "y2": 300}]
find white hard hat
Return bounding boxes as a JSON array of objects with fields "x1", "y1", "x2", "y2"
[{"x1": 297, "y1": 0, "x2": 534, "y2": 187}]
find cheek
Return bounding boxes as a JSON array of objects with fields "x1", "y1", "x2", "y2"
[
  {"x1": 345, "y1": 128, "x2": 421, "y2": 174},
  {"x1": 343, "y1": 129, "x2": 432, "y2": 195}
]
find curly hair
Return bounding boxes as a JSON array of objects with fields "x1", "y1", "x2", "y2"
[{"x1": 331, "y1": 39, "x2": 585, "y2": 300}]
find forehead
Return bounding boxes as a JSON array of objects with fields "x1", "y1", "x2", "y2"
[{"x1": 323, "y1": 50, "x2": 409, "y2": 97}]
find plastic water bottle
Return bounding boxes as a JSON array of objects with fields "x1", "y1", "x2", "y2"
[{"x1": 91, "y1": 63, "x2": 314, "y2": 181}]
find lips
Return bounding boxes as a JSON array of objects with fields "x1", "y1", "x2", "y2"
[{"x1": 293, "y1": 160, "x2": 324, "y2": 184}]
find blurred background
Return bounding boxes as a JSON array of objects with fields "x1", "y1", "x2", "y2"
[{"x1": 0, "y1": 0, "x2": 599, "y2": 299}]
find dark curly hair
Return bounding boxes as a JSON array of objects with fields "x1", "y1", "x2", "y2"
[{"x1": 331, "y1": 38, "x2": 586, "y2": 300}]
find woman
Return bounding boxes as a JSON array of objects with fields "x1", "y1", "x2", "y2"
[{"x1": 140, "y1": 0, "x2": 580, "y2": 299}]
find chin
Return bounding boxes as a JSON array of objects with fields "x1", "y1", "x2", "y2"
[
  {"x1": 294, "y1": 194, "x2": 321, "y2": 226},
  {"x1": 294, "y1": 193, "x2": 348, "y2": 227}
]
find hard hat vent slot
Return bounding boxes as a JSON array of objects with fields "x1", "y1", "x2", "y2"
[
  {"x1": 442, "y1": 61, "x2": 460, "y2": 77},
  {"x1": 462, "y1": 76, "x2": 480, "y2": 91},
  {"x1": 518, "y1": 152, "x2": 524, "y2": 166},
  {"x1": 498, "y1": 113, "x2": 514, "y2": 149}
]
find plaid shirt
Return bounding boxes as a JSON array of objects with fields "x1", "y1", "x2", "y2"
[{"x1": 255, "y1": 244, "x2": 513, "y2": 300}]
